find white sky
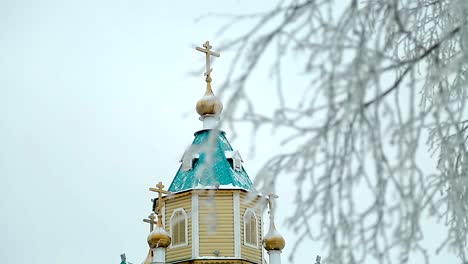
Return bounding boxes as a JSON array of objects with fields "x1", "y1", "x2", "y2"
[{"x1": 0, "y1": 0, "x2": 457, "y2": 263}]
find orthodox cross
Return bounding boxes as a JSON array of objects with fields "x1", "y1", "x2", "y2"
[
  {"x1": 266, "y1": 193, "x2": 279, "y2": 219},
  {"x1": 142, "y1": 212, "x2": 157, "y2": 232},
  {"x1": 196, "y1": 41, "x2": 220, "y2": 80},
  {"x1": 149, "y1": 181, "x2": 171, "y2": 227}
]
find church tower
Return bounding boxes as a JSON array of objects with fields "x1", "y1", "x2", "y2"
[{"x1": 131, "y1": 41, "x2": 285, "y2": 264}]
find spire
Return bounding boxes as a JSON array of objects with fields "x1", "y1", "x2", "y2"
[
  {"x1": 195, "y1": 41, "x2": 223, "y2": 129},
  {"x1": 263, "y1": 194, "x2": 285, "y2": 264},
  {"x1": 168, "y1": 130, "x2": 253, "y2": 193}
]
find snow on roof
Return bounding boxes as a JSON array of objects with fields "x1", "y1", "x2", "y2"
[{"x1": 168, "y1": 130, "x2": 253, "y2": 193}]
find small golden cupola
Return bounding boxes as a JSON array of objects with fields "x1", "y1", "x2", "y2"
[
  {"x1": 147, "y1": 226, "x2": 171, "y2": 249},
  {"x1": 263, "y1": 194, "x2": 285, "y2": 264},
  {"x1": 195, "y1": 79, "x2": 223, "y2": 116},
  {"x1": 263, "y1": 224, "x2": 285, "y2": 251},
  {"x1": 144, "y1": 182, "x2": 172, "y2": 263}
]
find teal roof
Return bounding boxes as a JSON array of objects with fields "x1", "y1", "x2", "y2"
[{"x1": 168, "y1": 129, "x2": 253, "y2": 192}]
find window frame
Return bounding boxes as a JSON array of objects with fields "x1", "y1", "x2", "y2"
[
  {"x1": 170, "y1": 208, "x2": 189, "y2": 248},
  {"x1": 233, "y1": 158, "x2": 242, "y2": 171},
  {"x1": 225, "y1": 150, "x2": 243, "y2": 171},
  {"x1": 243, "y1": 208, "x2": 259, "y2": 248}
]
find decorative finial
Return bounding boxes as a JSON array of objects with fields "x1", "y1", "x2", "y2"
[{"x1": 195, "y1": 41, "x2": 223, "y2": 119}]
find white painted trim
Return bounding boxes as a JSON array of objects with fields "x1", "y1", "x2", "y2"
[
  {"x1": 243, "y1": 208, "x2": 259, "y2": 249},
  {"x1": 202, "y1": 115, "x2": 219, "y2": 129},
  {"x1": 233, "y1": 192, "x2": 241, "y2": 257},
  {"x1": 194, "y1": 256, "x2": 243, "y2": 260},
  {"x1": 261, "y1": 206, "x2": 264, "y2": 263},
  {"x1": 268, "y1": 250, "x2": 282, "y2": 264},
  {"x1": 153, "y1": 247, "x2": 166, "y2": 263},
  {"x1": 170, "y1": 208, "x2": 189, "y2": 248},
  {"x1": 192, "y1": 192, "x2": 199, "y2": 258}
]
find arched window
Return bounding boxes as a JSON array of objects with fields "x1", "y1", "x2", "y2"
[
  {"x1": 170, "y1": 208, "x2": 188, "y2": 247},
  {"x1": 243, "y1": 208, "x2": 258, "y2": 248}
]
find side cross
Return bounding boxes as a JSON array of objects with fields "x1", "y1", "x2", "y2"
[
  {"x1": 149, "y1": 181, "x2": 171, "y2": 227},
  {"x1": 142, "y1": 212, "x2": 157, "y2": 232},
  {"x1": 196, "y1": 41, "x2": 220, "y2": 79}
]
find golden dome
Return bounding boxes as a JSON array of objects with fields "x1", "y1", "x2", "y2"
[
  {"x1": 196, "y1": 82, "x2": 223, "y2": 116},
  {"x1": 147, "y1": 226, "x2": 171, "y2": 248},
  {"x1": 264, "y1": 235, "x2": 285, "y2": 251},
  {"x1": 263, "y1": 222, "x2": 285, "y2": 251}
]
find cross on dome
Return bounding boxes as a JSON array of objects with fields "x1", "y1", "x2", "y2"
[
  {"x1": 194, "y1": 41, "x2": 224, "y2": 120},
  {"x1": 196, "y1": 41, "x2": 220, "y2": 81},
  {"x1": 149, "y1": 181, "x2": 171, "y2": 227}
]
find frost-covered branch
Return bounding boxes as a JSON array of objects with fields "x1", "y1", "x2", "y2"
[{"x1": 212, "y1": 0, "x2": 468, "y2": 263}]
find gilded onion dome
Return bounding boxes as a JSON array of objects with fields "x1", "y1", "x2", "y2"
[
  {"x1": 147, "y1": 226, "x2": 171, "y2": 248},
  {"x1": 196, "y1": 80, "x2": 223, "y2": 116},
  {"x1": 264, "y1": 194, "x2": 285, "y2": 251},
  {"x1": 263, "y1": 221, "x2": 285, "y2": 251}
]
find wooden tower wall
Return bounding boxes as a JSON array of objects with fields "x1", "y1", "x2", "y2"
[
  {"x1": 199, "y1": 191, "x2": 235, "y2": 257},
  {"x1": 165, "y1": 192, "x2": 192, "y2": 263}
]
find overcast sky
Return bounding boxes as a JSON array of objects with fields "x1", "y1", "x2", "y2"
[{"x1": 0, "y1": 1, "x2": 458, "y2": 263}]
